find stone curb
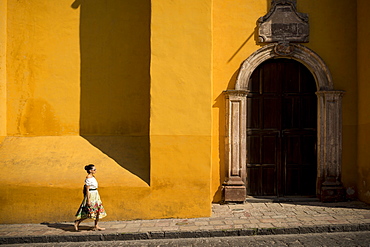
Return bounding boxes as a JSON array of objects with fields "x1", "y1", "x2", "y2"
[{"x1": 1, "y1": 223, "x2": 370, "y2": 245}]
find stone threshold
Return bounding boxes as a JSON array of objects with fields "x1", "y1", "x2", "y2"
[{"x1": 245, "y1": 196, "x2": 320, "y2": 203}]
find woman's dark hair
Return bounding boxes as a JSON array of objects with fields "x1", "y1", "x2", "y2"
[{"x1": 84, "y1": 164, "x2": 95, "y2": 173}]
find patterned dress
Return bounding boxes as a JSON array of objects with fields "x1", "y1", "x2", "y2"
[{"x1": 75, "y1": 177, "x2": 107, "y2": 220}]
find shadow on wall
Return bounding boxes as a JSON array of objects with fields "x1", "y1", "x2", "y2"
[
  {"x1": 71, "y1": 0, "x2": 151, "y2": 185},
  {"x1": 212, "y1": 69, "x2": 240, "y2": 202}
]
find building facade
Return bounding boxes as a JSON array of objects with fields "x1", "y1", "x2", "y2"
[{"x1": 0, "y1": 0, "x2": 369, "y2": 223}]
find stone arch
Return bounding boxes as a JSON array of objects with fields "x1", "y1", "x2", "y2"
[
  {"x1": 235, "y1": 43, "x2": 333, "y2": 91},
  {"x1": 223, "y1": 43, "x2": 345, "y2": 202}
]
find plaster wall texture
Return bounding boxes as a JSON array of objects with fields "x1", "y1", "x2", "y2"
[
  {"x1": 0, "y1": 0, "x2": 6, "y2": 141},
  {"x1": 0, "y1": 0, "x2": 369, "y2": 224},
  {"x1": 6, "y1": 0, "x2": 80, "y2": 136},
  {"x1": 0, "y1": 0, "x2": 213, "y2": 223},
  {"x1": 299, "y1": 0, "x2": 358, "y2": 193},
  {"x1": 149, "y1": 0, "x2": 213, "y2": 217},
  {"x1": 211, "y1": 0, "x2": 267, "y2": 202},
  {"x1": 357, "y1": 0, "x2": 370, "y2": 204}
]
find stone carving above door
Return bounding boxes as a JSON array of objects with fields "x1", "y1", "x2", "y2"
[{"x1": 258, "y1": 0, "x2": 309, "y2": 43}]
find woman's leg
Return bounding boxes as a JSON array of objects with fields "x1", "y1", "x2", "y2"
[
  {"x1": 75, "y1": 194, "x2": 90, "y2": 231},
  {"x1": 74, "y1": 218, "x2": 86, "y2": 231},
  {"x1": 93, "y1": 211, "x2": 105, "y2": 231}
]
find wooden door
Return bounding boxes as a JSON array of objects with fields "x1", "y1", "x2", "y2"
[{"x1": 246, "y1": 58, "x2": 317, "y2": 197}]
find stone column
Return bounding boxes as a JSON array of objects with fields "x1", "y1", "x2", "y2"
[
  {"x1": 316, "y1": 91, "x2": 345, "y2": 202},
  {"x1": 223, "y1": 90, "x2": 248, "y2": 202}
]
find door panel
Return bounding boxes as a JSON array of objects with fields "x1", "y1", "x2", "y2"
[
  {"x1": 262, "y1": 135, "x2": 278, "y2": 164},
  {"x1": 247, "y1": 131, "x2": 279, "y2": 196},
  {"x1": 263, "y1": 97, "x2": 281, "y2": 129},
  {"x1": 283, "y1": 61, "x2": 300, "y2": 93},
  {"x1": 247, "y1": 98, "x2": 260, "y2": 129},
  {"x1": 301, "y1": 135, "x2": 316, "y2": 165},
  {"x1": 283, "y1": 132, "x2": 317, "y2": 196},
  {"x1": 282, "y1": 96, "x2": 300, "y2": 129},
  {"x1": 249, "y1": 68, "x2": 260, "y2": 93},
  {"x1": 247, "y1": 58, "x2": 317, "y2": 197},
  {"x1": 301, "y1": 96, "x2": 317, "y2": 128},
  {"x1": 262, "y1": 62, "x2": 282, "y2": 93},
  {"x1": 262, "y1": 166, "x2": 276, "y2": 195}
]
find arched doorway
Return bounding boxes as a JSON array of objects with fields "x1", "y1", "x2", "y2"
[
  {"x1": 223, "y1": 43, "x2": 345, "y2": 202},
  {"x1": 246, "y1": 58, "x2": 317, "y2": 197}
]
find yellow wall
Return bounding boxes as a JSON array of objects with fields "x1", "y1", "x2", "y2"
[
  {"x1": 357, "y1": 0, "x2": 370, "y2": 203},
  {"x1": 1, "y1": 0, "x2": 369, "y2": 224},
  {"x1": 212, "y1": 0, "x2": 267, "y2": 201},
  {"x1": 1, "y1": 0, "x2": 213, "y2": 224},
  {"x1": 6, "y1": 0, "x2": 80, "y2": 136},
  {"x1": 299, "y1": 0, "x2": 358, "y2": 193},
  {"x1": 149, "y1": 0, "x2": 213, "y2": 216},
  {"x1": 0, "y1": 0, "x2": 6, "y2": 142},
  {"x1": 211, "y1": 0, "x2": 359, "y2": 201}
]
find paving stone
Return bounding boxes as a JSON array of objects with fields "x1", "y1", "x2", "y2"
[
  {"x1": 119, "y1": 228, "x2": 140, "y2": 233},
  {"x1": 257, "y1": 223, "x2": 275, "y2": 228},
  {"x1": 179, "y1": 226, "x2": 200, "y2": 231},
  {"x1": 296, "y1": 217, "x2": 314, "y2": 222},
  {"x1": 209, "y1": 220, "x2": 225, "y2": 225},
  {"x1": 1, "y1": 201, "x2": 370, "y2": 244},
  {"x1": 161, "y1": 226, "x2": 179, "y2": 231},
  {"x1": 259, "y1": 218, "x2": 277, "y2": 223},
  {"x1": 214, "y1": 225, "x2": 232, "y2": 230}
]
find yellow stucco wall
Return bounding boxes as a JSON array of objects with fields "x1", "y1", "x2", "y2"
[
  {"x1": 299, "y1": 0, "x2": 358, "y2": 193},
  {"x1": 211, "y1": 0, "x2": 359, "y2": 201},
  {"x1": 0, "y1": 0, "x2": 6, "y2": 143},
  {"x1": 149, "y1": 0, "x2": 213, "y2": 217},
  {"x1": 6, "y1": 0, "x2": 80, "y2": 136},
  {"x1": 357, "y1": 0, "x2": 370, "y2": 204},
  {"x1": 1, "y1": 0, "x2": 369, "y2": 224},
  {"x1": 1, "y1": 0, "x2": 213, "y2": 224},
  {"x1": 212, "y1": 0, "x2": 268, "y2": 201}
]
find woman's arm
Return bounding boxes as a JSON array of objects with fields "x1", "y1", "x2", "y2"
[{"x1": 84, "y1": 185, "x2": 91, "y2": 206}]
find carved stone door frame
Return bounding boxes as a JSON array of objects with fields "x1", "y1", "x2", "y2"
[{"x1": 223, "y1": 43, "x2": 345, "y2": 202}]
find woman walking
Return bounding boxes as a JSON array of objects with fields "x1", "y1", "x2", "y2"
[{"x1": 74, "y1": 164, "x2": 107, "y2": 231}]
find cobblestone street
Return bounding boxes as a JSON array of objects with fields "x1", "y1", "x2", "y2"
[
  {"x1": 1, "y1": 201, "x2": 370, "y2": 245},
  {"x1": 5, "y1": 231, "x2": 370, "y2": 247}
]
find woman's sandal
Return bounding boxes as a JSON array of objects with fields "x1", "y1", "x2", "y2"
[{"x1": 74, "y1": 220, "x2": 80, "y2": 231}]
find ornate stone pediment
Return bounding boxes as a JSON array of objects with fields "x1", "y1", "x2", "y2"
[{"x1": 258, "y1": 0, "x2": 309, "y2": 43}]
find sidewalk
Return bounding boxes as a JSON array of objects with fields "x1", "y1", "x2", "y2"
[{"x1": 1, "y1": 200, "x2": 370, "y2": 245}]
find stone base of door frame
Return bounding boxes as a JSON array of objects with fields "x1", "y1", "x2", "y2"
[
  {"x1": 223, "y1": 184, "x2": 346, "y2": 203},
  {"x1": 223, "y1": 185, "x2": 247, "y2": 203},
  {"x1": 320, "y1": 185, "x2": 346, "y2": 202}
]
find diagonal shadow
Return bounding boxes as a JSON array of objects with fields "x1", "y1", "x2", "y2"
[
  {"x1": 41, "y1": 223, "x2": 93, "y2": 232},
  {"x1": 227, "y1": 32, "x2": 255, "y2": 63},
  {"x1": 72, "y1": 0, "x2": 151, "y2": 184},
  {"x1": 280, "y1": 200, "x2": 370, "y2": 210}
]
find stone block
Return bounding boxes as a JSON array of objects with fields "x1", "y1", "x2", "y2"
[
  {"x1": 321, "y1": 186, "x2": 345, "y2": 202},
  {"x1": 224, "y1": 186, "x2": 246, "y2": 202}
]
